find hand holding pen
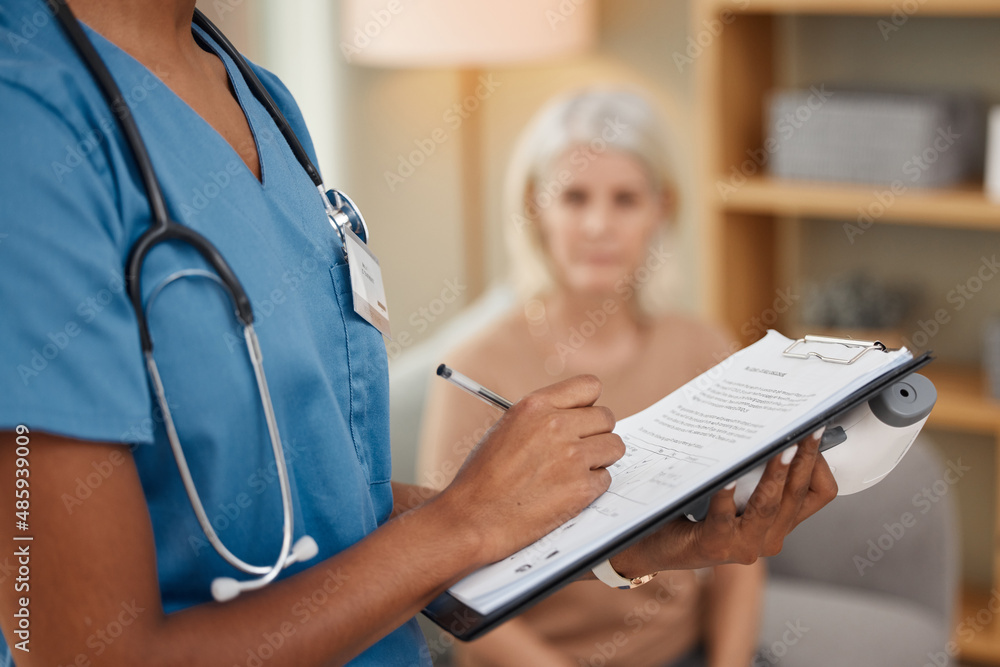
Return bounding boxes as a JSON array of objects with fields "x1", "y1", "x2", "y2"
[
  {"x1": 433, "y1": 365, "x2": 838, "y2": 577},
  {"x1": 431, "y1": 368, "x2": 624, "y2": 566}
]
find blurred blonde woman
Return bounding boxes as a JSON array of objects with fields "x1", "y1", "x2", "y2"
[{"x1": 418, "y1": 89, "x2": 765, "y2": 667}]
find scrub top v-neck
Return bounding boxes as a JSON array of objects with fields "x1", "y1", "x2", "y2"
[
  {"x1": 191, "y1": 30, "x2": 265, "y2": 184},
  {"x1": 0, "y1": 0, "x2": 429, "y2": 664}
]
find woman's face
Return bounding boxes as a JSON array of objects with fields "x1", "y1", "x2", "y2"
[{"x1": 535, "y1": 149, "x2": 666, "y2": 299}]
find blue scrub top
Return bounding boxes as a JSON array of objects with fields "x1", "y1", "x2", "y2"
[{"x1": 0, "y1": 1, "x2": 429, "y2": 664}]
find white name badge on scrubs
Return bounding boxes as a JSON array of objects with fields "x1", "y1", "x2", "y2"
[{"x1": 344, "y1": 227, "x2": 392, "y2": 340}]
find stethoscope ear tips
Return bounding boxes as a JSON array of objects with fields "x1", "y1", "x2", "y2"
[
  {"x1": 211, "y1": 577, "x2": 242, "y2": 603},
  {"x1": 209, "y1": 535, "x2": 319, "y2": 603},
  {"x1": 291, "y1": 535, "x2": 319, "y2": 564}
]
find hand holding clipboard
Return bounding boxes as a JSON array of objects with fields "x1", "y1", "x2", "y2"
[{"x1": 428, "y1": 330, "x2": 933, "y2": 639}]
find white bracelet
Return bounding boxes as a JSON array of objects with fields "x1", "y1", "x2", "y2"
[{"x1": 592, "y1": 558, "x2": 657, "y2": 589}]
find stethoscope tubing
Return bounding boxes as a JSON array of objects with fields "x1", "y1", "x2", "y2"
[
  {"x1": 127, "y1": 222, "x2": 253, "y2": 352},
  {"x1": 142, "y1": 271, "x2": 293, "y2": 579},
  {"x1": 191, "y1": 11, "x2": 324, "y2": 189},
  {"x1": 50, "y1": 0, "x2": 321, "y2": 598}
]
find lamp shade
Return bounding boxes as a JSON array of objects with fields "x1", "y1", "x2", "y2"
[{"x1": 341, "y1": 0, "x2": 597, "y2": 67}]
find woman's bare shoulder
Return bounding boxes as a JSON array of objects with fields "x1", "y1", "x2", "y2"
[
  {"x1": 650, "y1": 313, "x2": 733, "y2": 349},
  {"x1": 648, "y1": 313, "x2": 737, "y2": 371},
  {"x1": 441, "y1": 307, "x2": 533, "y2": 381}
]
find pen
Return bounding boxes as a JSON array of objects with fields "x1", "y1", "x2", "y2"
[{"x1": 436, "y1": 364, "x2": 513, "y2": 411}]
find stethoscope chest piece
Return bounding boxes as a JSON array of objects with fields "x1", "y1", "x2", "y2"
[{"x1": 323, "y1": 188, "x2": 369, "y2": 246}]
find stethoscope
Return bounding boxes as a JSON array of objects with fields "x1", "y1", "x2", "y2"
[{"x1": 52, "y1": 1, "x2": 369, "y2": 602}]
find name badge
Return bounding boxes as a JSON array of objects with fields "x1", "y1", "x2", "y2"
[{"x1": 343, "y1": 227, "x2": 391, "y2": 339}]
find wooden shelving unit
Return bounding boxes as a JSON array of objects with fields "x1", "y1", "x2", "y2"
[
  {"x1": 693, "y1": 0, "x2": 1000, "y2": 662},
  {"x1": 926, "y1": 365, "x2": 1000, "y2": 434},
  {"x1": 700, "y1": 0, "x2": 1000, "y2": 16},
  {"x1": 724, "y1": 177, "x2": 1000, "y2": 231},
  {"x1": 960, "y1": 587, "x2": 1000, "y2": 664}
]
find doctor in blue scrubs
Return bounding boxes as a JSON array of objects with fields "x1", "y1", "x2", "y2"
[{"x1": 0, "y1": 1, "x2": 838, "y2": 665}]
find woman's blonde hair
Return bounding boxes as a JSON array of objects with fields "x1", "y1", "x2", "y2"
[{"x1": 503, "y1": 87, "x2": 680, "y2": 317}]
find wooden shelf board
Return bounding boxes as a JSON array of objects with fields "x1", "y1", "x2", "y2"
[
  {"x1": 718, "y1": 177, "x2": 1000, "y2": 230},
  {"x1": 957, "y1": 586, "x2": 1000, "y2": 664},
  {"x1": 923, "y1": 365, "x2": 1000, "y2": 435},
  {"x1": 704, "y1": 0, "x2": 1000, "y2": 17}
]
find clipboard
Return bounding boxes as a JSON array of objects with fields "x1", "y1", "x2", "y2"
[{"x1": 423, "y1": 335, "x2": 934, "y2": 641}]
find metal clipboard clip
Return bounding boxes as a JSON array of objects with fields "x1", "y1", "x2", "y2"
[{"x1": 783, "y1": 334, "x2": 888, "y2": 365}]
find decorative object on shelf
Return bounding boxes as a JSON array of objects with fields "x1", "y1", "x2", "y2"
[
  {"x1": 767, "y1": 89, "x2": 987, "y2": 188},
  {"x1": 800, "y1": 273, "x2": 915, "y2": 347},
  {"x1": 986, "y1": 314, "x2": 1000, "y2": 400},
  {"x1": 986, "y1": 106, "x2": 1000, "y2": 203}
]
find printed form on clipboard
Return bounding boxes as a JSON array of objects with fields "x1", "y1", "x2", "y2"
[{"x1": 443, "y1": 330, "x2": 921, "y2": 619}]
